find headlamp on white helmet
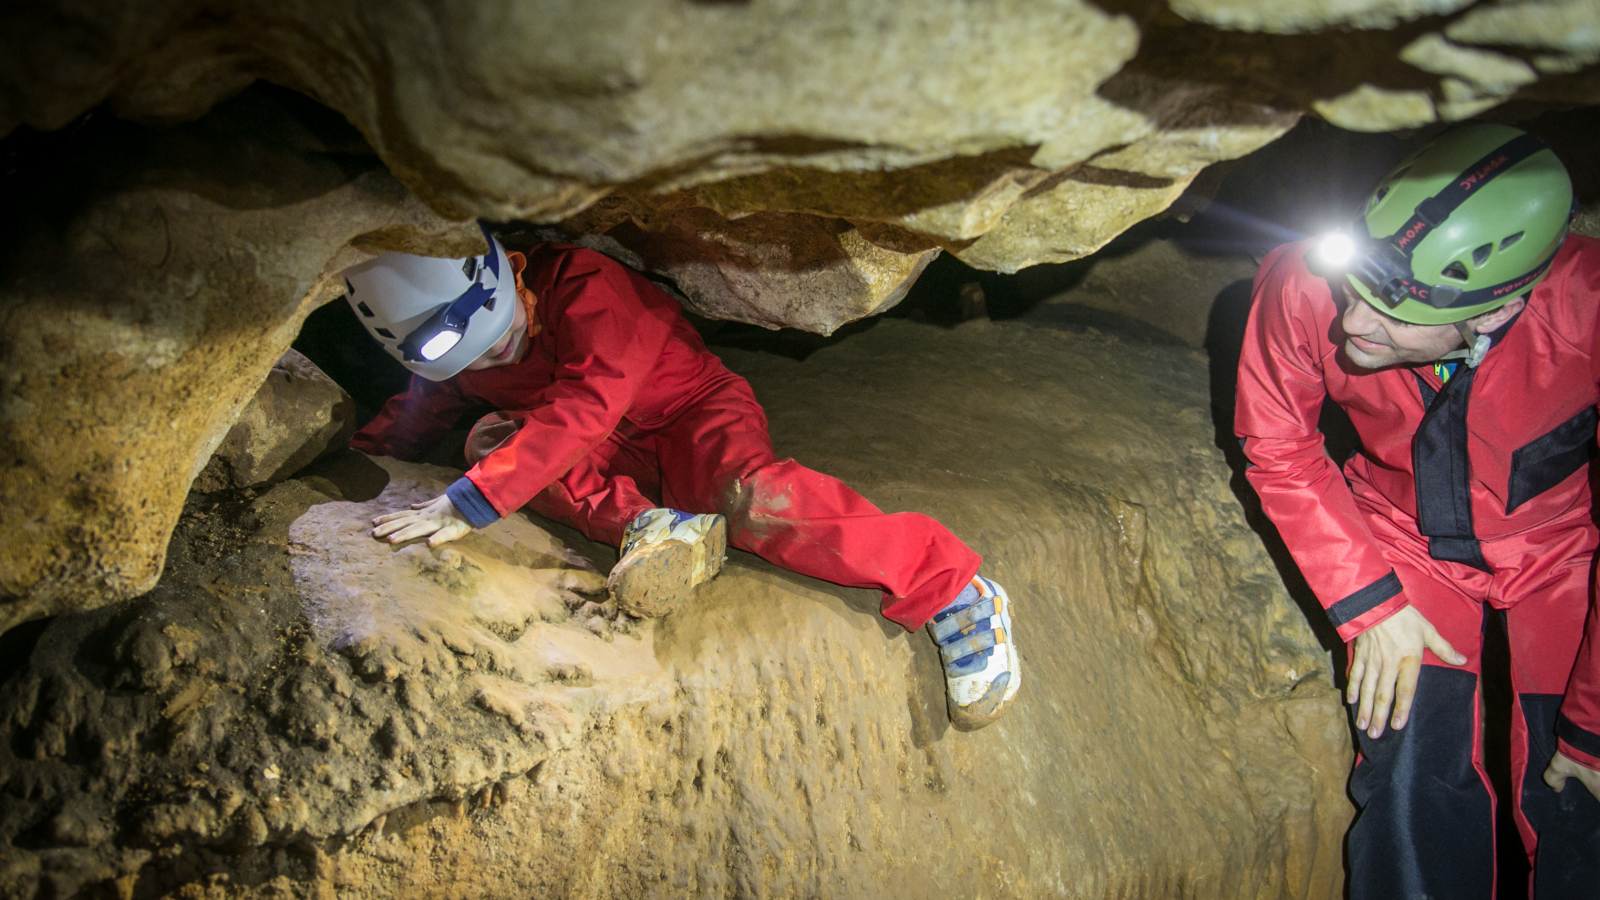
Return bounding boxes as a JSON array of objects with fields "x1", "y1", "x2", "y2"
[{"x1": 343, "y1": 223, "x2": 519, "y2": 381}]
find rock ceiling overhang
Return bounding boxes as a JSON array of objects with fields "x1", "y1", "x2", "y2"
[
  {"x1": 4, "y1": 0, "x2": 1597, "y2": 331},
  {"x1": 0, "y1": 0, "x2": 1597, "y2": 625}
]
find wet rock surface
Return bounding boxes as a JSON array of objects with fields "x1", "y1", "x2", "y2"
[
  {"x1": 194, "y1": 350, "x2": 357, "y2": 493},
  {"x1": 0, "y1": 314, "x2": 1351, "y2": 899}
]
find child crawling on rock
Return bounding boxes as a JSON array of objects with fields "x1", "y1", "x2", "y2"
[{"x1": 342, "y1": 226, "x2": 1021, "y2": 730}]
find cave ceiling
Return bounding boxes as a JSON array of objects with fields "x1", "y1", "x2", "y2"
[
  {"x1": 1, "y1": 0, "x2": 1598, "y2": 625},
  {"x1": 4, "y1": 0, "x2": 1598, "y2": 326}
]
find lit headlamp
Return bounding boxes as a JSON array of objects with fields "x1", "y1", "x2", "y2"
[
  {"x1": 396, "y1": 224, "x2": 502, "y2": 363},
  {"x1": 1310, "y1": 225, "x2": 1462, "y2": 311}
]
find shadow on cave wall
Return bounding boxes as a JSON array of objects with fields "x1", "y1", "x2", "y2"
[{"x1": 1, "y1": 84, "x2": 381, "y2": 232}]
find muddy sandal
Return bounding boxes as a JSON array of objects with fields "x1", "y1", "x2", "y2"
[{"x1": 606, "y1": 508, "x2": 728, "y2": 618}]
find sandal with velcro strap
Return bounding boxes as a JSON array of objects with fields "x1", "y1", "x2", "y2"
[
  {"x1": 927, "y1": 574, "x2": 1021, "y2": 731},
  {"x1": 607, "y1": 508, "x2": 727, "y2": 618}
]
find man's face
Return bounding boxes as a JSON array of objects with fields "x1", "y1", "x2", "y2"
[{"x1": 1337, "y1": 281, "x2": 1466, "y2": 369}]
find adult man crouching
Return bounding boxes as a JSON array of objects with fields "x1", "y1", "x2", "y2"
[{"x1": 1236, "y1": 123, "x2": 1600, "y2": 897}]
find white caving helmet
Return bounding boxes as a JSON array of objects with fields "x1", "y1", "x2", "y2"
[{"x1": 342, "y1": 223, "x2": 518, "y2": 381}]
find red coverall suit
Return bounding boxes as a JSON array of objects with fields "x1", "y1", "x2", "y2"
[
  {"x1": 350, "y1": 243, "x2": 981, "y2": 631},
  {"x1": 1236, "y1": 236, "x2": 1600, "y2": 899}
]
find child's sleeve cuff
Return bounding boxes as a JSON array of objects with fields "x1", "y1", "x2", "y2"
[{"x1": 446, "y1": 477, "x2": 502, "y2": 529}]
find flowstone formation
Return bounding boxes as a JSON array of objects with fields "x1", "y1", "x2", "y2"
[{"x1": 0, "y1": 314, "x2": 1352, "y2": 900}]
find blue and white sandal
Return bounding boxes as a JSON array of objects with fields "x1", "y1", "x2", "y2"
[
  {"x1": 927, "y1": 575, "x2": 1021, "y2": 731},
  {"x1": 607, "y1": 508, "x2": 728, "y2": 618}
]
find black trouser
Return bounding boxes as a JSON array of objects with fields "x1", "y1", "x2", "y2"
[{"x1": 1348, "y1": 666, "x2": 1600, "y2": 899}]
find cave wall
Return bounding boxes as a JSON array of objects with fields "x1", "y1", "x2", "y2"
[
  {"x1": 6, "y1": 3, "x2": 1593, "y2": 893},
  {"x1": 0, "y1": 91, "x2": 480, "y2": 631}
]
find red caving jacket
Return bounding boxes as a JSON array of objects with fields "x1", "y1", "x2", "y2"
[
  {"x1": 1236, "y1": 235, "x2": 1600, "y2": 770},
  {"x1": 350, "y1": 243, "x2": 744, "y2": 528}
]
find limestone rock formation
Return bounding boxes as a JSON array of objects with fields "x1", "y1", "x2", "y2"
[
  {"x1": 194, "y1": 349, "x2": 357, "y2": 492},
  {"x1": 6, "y1": 0, "x2": 1596, "y2": 339},
  {"x1": 1169, "y1": 0, "x2": 1477, "y2": 32},
  {"x1": 0, "y1": 316, "x2": 1351, "y2": 899},
  {"x1": 560, "y1": 211, "x2": 939, "y2": 335},
  {"x1": 0, "y1": 89, "x2": 481, "y2": 632}
]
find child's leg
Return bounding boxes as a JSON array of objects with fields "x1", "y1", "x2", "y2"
[
  {"x1": 527, "y1": 457, "x2": 656, "y2": 548},
  {"x1": 467, "y1": 412, "x2": 659, "y2": 547},
  {"x1": 651, "y1": 382, "x2": 981, "y2": 631}
]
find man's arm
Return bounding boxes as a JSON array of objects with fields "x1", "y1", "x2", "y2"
[
  {"x1": 1236, "y1": 246, "x2": 1406, "y2": 636},
  {"x1": 1546, "y1": 374, "x2": 1600, "y2": 796},
  {"x1": 1543, "y1": 278, "x2": 1600, "y2": 799},
  {"x1": 349, "y1": 376, "x2": 470, "y2": 460},
  {"x1": 1544, "y1": 466, "x2": 1600, "y2": 798},
  {"x1": 446, "y1": 253, "x2": 678, "y2": 527},
  {"x1": 1235, "y1": 244, "x2": 1463, "y2": 737}
]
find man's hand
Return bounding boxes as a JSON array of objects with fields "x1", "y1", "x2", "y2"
[
  {"x1": 1347, "y1": 605, "x2": 1467, "y2": 740},
  {"x1": 1544, "y1": 750, "x2": 1600, "y2": 803},
  {"x1": 371, "y1": 494, "x2": 472, "y2": 547}
]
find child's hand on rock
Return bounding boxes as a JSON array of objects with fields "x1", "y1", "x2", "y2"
[{"x1": 372, "y1": 495, "x2": 472, "y2": 547}]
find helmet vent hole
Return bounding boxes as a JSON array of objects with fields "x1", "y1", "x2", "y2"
[
  {"x1": 1472, "y1": 243, "x2": 1492, "y2": 267},
  {"x1": 462, "y1": 258, "x2": 479, "y2": 280},
  {"x1": 1500, "y1": 231, "x2": 1524, "y2": 251},
  {"x1": 1375, "y1": 186, "x2": 1390, "y2": 203},
  {"x1": 374, "y1": 328, "x2": 395, "y2": 339},
  {"x1": 484, "y1": 294, "x2": 497, "y2": 311},
  {"x1": 1441, "y1": 261, "x2": 1470, "y2": 282},
  {"x1": 356, "y1": 301, "x2": 376, "y2": 318}
]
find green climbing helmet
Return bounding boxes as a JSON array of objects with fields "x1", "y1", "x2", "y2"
[{"x1": 1312, "y1": 123, "x2": 1575, "y2": 326}]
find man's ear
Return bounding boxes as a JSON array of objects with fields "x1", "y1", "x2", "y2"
[{"x1": 1472, "y1": 295, "x2": 1527, "y2": 334}]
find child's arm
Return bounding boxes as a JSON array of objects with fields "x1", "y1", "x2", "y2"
[
  {"x1": 446, "y1": 258, "x2": 678, "y2": 528},
  {"x1": 357, "y1": 377, "x2": 476, "y2": 546},
  {"x1": 350, "y1": 375, "x2": 471, "y2": 460}
]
